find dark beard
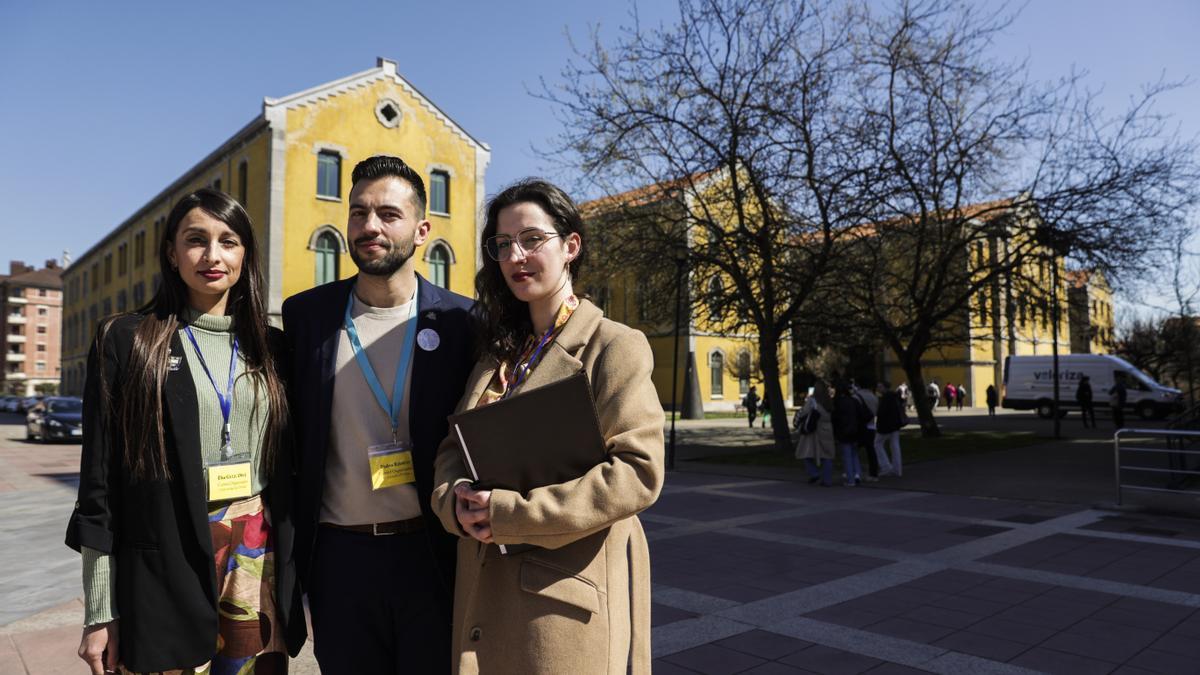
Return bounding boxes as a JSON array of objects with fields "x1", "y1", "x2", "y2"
[{"x1": 350, "y1": 236, "x2": 415, "y2": 276}]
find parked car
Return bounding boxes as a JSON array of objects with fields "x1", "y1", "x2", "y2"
[
  {"x1": 26, "y1": 396, "x2": 83, "y2": 443},
  {"x1": 17, "y1": 395, "x2": 43, "y2": 413},
  {"x1": 0, "y1": 396, "x2": 15, "y2": 412},
  {"x1": 1002, "y1": 354, "x2": 1184, "y2": 420}
]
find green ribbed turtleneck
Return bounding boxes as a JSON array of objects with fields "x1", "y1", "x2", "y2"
[{"x1": 179, "y1": 307, "x2": 269, "y2": 494}]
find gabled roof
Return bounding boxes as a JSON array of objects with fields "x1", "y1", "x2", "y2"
[
  {"x1": 265, "y1": 58, "x2": 489, "y2": 153},
  {"x1": 69, "y1": 59, "x2": 488, "y2": 274}
]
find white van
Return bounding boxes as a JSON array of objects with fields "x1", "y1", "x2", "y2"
[{"x1": 1002, "y1": 354, "x2": 1184, "y2": 420}]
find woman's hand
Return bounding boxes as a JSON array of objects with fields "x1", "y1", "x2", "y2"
[
  {"x1": 454, "y1": 483, "x2": 494, "y2": 544},
  {"x1": 78, "y1": 620, "x2": 119, "y2": 675}
]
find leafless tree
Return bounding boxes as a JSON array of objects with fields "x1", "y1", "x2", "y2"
[
  {"x1": 837, "y1": 0, "x2": 1198, "y2": 436},
  {"x1": 546, "y1": 0, "x2": 870, "y2": 452}
]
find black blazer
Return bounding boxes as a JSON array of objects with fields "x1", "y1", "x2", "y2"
[
  {"x1": 280, "y1": 275, "x2": 475, "y2": 594},
  {"x1": 65, "y1": 313, "x2": 306, "y2": 672}
]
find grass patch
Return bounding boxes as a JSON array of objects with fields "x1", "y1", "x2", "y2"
[{"x1": 698, "y1": 430, "x2": 1046, "y2": 467}]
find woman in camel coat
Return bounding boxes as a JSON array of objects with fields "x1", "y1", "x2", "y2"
[{"x1": 432, "y1": 179, "x2": 665, "y2": 674}]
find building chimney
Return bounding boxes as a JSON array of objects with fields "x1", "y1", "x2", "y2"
[
  {"x1": 9, "y1": 261, "x2": 30, "y2": 275},
  {"x1": 45, "y1": 259, "x2": 58, "y2": 270}
]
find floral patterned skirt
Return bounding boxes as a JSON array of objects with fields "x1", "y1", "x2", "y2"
[{"x1": 123, "y1": 493, "x2": 286, "y2": 674}]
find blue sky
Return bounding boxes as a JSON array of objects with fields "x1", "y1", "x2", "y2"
[{"x1": 0, "y1": 0, "x2": 1196, "y2": 293}]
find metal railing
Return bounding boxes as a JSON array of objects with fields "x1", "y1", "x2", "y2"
[{"x1": 1114, "y1": 428, "x2": 1200, "y2": 506}]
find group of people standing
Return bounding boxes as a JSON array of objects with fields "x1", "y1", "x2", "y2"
[
  {"x1": 792, "y1": 381, "x2": 906, "y2": 487},
  {"x1": 68, "y1": 156, "x2": 665, "y2": 674}
]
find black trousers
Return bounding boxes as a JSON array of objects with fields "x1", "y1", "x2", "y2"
[
  {"x1": 1112, "y1": 406, "x2": 1125, "y2": 430},
  {"x1": 307, "y1": 525, "x2": 452, "y2": 675},
  {"x1": 1080, "y1": 402, "x2": 1096, "y2": 427},
  {"x1": 861, "y1": 430, "x2": 879, "y2": 477}
]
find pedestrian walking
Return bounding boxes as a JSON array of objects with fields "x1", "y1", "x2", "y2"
[
  {"x1": 874, "y1": 382, "x2": 905, "y2": 477},
  {"x1": 985, "y1": 384, "x2": 998, "y2": 417},
  {"x1": 956, "y1": 384, "x2": 966, "y2": 410},
  {"x1": 928, "y1": 380, "x2": 940, "y2": 411},
  {"x1": 944, "y1": 382, "x2": 956, "y2": 411},
  {"x1": 833, "y1": 382, "x2": 865, "y2": 486},
  {"x1": 760, "y1": 392, "x2": 772, "y2": 428},
  {"x1": 1109, "y1": 373, "x2": 1127, "y2": 430},
  {"x1": 897, "y1": 382, "x2": 911, "y2": 411},
  {"x1": 1076, "y1": 375, "x2": 1096, "y2": 428},
  {"x1": 743, "y1": 385, "x2": 760, "y2": 428},
  {"x1": 795, "y1": 383, "x2": 835, "y2": 486}
]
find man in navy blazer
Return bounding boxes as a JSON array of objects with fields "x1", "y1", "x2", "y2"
[{"x1": 282, "y1": 155, "x2": 474, "y2": 673}]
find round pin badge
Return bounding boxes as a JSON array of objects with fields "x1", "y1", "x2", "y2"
[{"x1": 417, "y1": 328, "x2": 441, "y2": 351}]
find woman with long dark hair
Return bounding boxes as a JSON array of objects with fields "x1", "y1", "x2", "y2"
[
  {"x1": 431, "y1": 179, "x2": 665, "y2": 674},
  {"x1": 66, "y1": 189, "x2": 305, "y2": 674}
]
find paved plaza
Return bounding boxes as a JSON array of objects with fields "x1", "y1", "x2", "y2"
[{"x1": 3, "y1": 411, "x2": 1200, "y2": 674}]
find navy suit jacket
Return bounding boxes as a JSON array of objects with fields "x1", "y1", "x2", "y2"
[{"x1": 280, "y1": 274, "x2": 475, "y2": 594}]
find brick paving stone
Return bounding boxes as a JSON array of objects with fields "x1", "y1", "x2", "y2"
[
  {"x1": 1122, "y1": 647, "x2": 1200, "y2": 673},
  {"x1": 1041, "y1": 626, "x2": 1157, "y2": 664},
  {"x1": 661, "y1": 643, "x2": 769, "y2": 674},
  {"x1": 864, "y1": 663, "x2": 933, "y2": 674},
  {"x1": 653, "y1": 659, "x2": 701, "y2": 674},
  {"x1": 993, "y1": 603, "x2": 1093, "y2": 631},
  {"x1": 1149, "y1": 631, "x2": 1200, "y2": 658},
  {"x1": 902, "y1": 570, "x2": 993, "y2": 594},
  {"x1": 714, "y1": 629, "x2": 812, "y2": 660},
  {"x1": 654, "y1": 603, "x2": 700, "y2": 626},
  {"x1": 963, "y1": 616, "x2": 1062, "y2": 645},
  {"x1": 741, "y1": 663, "x2": 815, "y2": 675},
  {"x1": 862, "y1": 617, "x2": 956, "y2": 644},
  {"x1": 1009, "y1": 646, "x2": 1118, "y2": 675},
  {"x1": 898, "y1": 605, "x2": 984, "y2": 630},
  {"x1": 779, "y1": 645, "x2": 883, "y2": 675},
  {"x1": 924, "y1": 593, "x2": 1009, "y2": 617},
  {"x1": 804, "y1": 605, "x2": 893, "y2": 629},
  {"x1": 653, "y1": 491, "x2": 789, "y2": 518},
  {"x1": 934, "y1": 630, "x2": 1030, "y2": 662}
]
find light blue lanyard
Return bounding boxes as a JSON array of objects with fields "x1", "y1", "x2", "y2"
[
  {"x1": 183, "y1": 326, "x2": 239, "y2": 461},
  {"x1": 344, "y1": 289, "x2": 419, "y2": 441}
]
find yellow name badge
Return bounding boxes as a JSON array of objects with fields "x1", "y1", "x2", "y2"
[
  {"x1": 368, "y1": 442, "x2": 416, "y2": 490},
  {"x1": 207, "y1": 462, "x2": 253, "y2": 501}
]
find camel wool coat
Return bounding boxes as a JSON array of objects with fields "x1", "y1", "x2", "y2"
[{"x1": 432, "y1": 299, "x2": 665, "y2": 675}]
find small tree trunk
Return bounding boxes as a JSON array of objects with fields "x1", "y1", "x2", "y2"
[
  {"x1": 900, "y1": 354, "x2": 942, "y2": 438},
  {"x1": 758, "y1": 331, "x2": 794, "y2": 453}
]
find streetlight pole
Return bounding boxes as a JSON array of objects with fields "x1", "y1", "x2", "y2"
[{"x1": 668, "y1": 253, "x2": 685, "y2": 470}]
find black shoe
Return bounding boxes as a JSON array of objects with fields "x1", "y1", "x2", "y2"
[{"x1": 808, "y1": 476, "x2": 820, "y2": 485}]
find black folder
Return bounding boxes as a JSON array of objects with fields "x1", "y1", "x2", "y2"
[{"x1": 448, "y1": 371, "x2": 608, "y2": 554}]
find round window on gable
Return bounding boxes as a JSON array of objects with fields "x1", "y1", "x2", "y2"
[{"x1": 375, "y1": 99, "x2": 402, "y2": 128}]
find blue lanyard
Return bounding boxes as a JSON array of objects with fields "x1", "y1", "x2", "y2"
[
  {"x1": 183, "y1": 326, "x2": 239, "y2": 460},
  {"x1": 502, "y1": 328, "x2": 557, "y2": 400},
  {"x1": 344, "y1": 289, "x2": 419, "y2": 441}
]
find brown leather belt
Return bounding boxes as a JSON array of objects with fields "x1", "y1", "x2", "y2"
[{"x1": 320, "y1": 517, "x2": 424, "y2": 536}]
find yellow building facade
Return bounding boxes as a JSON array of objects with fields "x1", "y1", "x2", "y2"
[
  {"x1": 582, "y1": 184, "x2": 792, "y2": 414},
  {"x1": 61, "y1": 59, "x2": 489, "y2": 394},
  {"x1": 880, "y1": 207, "x2": 1114, "y2": 407}
]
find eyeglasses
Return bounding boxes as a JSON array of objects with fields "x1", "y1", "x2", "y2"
[{"x1": 485, "y1": 228, "x2": 562, "y2": 262}]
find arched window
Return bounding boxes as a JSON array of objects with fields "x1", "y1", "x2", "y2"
[
  {"x1": 422, "y1": 239, "x2": 457, "y2": 290},
  {"x1": 709, "y1": 351, "x2": 725, "y2": 397},
  {"x1": 314, "y1": 231, "x2": 340, "y2": 286},
  {"x1": 428, "y1": 244, "x2": 450, "y2": 288},
  {"x1": 737, "y1": 350, "x2": 751, "y2": 395}
]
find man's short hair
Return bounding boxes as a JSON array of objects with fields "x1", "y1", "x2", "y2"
[{"x1": 351, "y1": 155, "x2": 427, "y2": 216}]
